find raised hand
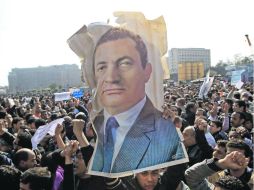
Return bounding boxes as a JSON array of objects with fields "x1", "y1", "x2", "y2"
[
  {"x1": 72, "y1": 119, "x2": 85, "y2": 136},
  {"x1": 55, "y1": 123, "x2": 63, "y2": 136},
  {"x1": 216, "y1": 151, "x2": 249, "y2": 170}
]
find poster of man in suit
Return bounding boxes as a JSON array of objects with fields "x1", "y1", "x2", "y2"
[{"x1": 68, "y1": 12, "x2": 188, "y2": 177}]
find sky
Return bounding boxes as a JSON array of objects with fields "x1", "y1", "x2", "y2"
[{"x1": 0, "y1": 0, "x2": 253, "y2": 86}]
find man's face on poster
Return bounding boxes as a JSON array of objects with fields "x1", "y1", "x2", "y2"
[{"x1": 94, "y1": 38, "x2": 151, "y2": 114}]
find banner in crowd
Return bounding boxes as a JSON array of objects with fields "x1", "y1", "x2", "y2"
[
  {"x1": 231, "y1": 70, "x2": 244, "y2": 85},
  {"x1": 68, "y1": 11, "x2": 188, "y2": 178},
  {"x1": 54, "y1": 92, "x2": 71, "y2": 102},
  {"x1": 71, "y1": 88, "x2": 84, "y2": 98},
  {"x1": 31, "y1": 118, "x2": 64, "y2": 149}
]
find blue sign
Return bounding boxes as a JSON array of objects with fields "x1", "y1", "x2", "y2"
[
  {"x1": 231, "y1": 70, "x2": 245, "y2": 85},
  {"x1": 72, "y1": 89, "x2": 84, "y2": 98}
]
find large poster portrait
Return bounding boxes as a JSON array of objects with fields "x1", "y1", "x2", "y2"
[{"x1": 68, "y1": 12, "x2": 188, "y2": 177}]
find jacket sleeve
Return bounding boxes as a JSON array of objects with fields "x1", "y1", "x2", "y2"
[
  {"x1": 161, "y1": 163, "x2": 187, "y2": 188},
  {"x1": 63, "y1": 163, "x2": 75, "y2": 190},
  {"x1": 185, "y1": 158, "x2": 221, "y2": 190},
  {"x1": 195, "y1": 128, "x2": 213, "y2": 159}
]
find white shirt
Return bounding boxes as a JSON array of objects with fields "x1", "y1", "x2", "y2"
[
  {"x1": 104, "y1": 96, "x2": 146, "y2": 170},
  {"x1": 205, "y1": 131, "x2": 217, "y2": 148}
]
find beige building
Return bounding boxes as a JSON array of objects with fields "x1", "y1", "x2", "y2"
[{"x1": 8, "y1": 64, "x2": 82, "y2": 94}]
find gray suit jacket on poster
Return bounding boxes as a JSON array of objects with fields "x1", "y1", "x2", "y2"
[{"x1": 91, "y1": 98, "x2": 186, "y2": 173}]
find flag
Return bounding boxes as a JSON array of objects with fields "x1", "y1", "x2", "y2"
[{"x1": 198, "y1": 70, "x2": 214, "y2": 98}]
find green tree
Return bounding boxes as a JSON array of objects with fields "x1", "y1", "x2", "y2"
[
  {"x1": 210, "y1": 60, "x2": 228, "y2": 76},
  {"x1": 49, "y1": 83, "x2": 57, "y2": 92}
]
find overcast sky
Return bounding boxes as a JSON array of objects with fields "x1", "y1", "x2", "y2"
[{"x1": 0, "y1": 0, "x2": 253, "y2": 86}]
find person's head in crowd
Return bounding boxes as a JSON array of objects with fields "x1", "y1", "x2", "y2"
[
  {"x1": 226, "y1": 139, "x2": 252, "y2": 158},
  {"x1": 170, "y1": 105, "x2": 180, "y2": 116},
  {"x1": 13, "y1": 148, "x2": 37, "y2": 172},
  {"x1": 67, "y1": 112, "x2": 76, "y2": 119},
  {"x1": 0, "y1": 165, "x2": 21, "y2": 190},
  {"x1": 205, "y1": 102, "x2": 213, "y2": 111},
  {"x1": 195, "y1": 108, "x2": 206, "y2": 118},
  {"x1": 135, "y1": 169, "x2": 161, "y2": 190},
  {"x1": 164, "y1": 94, "x2": 170, "y2": 103},
  {"x1": 33, "y1": 102, "x2": 42, "y2": 118},
  {"x1": 0, "y1": 139, "x2": 12, "y2": 153},
  {"x1": 209, "y1": 120, "x2": 222, "y2": 135},
  {"x1": 34, "y1": 118, "x2": 46, "y2": 129},
  {"x1": 17, "y1": 106, "x2": 26, "y2": 118},
  {"x1": 27, "y1": 117, "x2": 36, "y2": 130},
  {"x1": 214, "y1": 175, "x2": 245, "y2": 190},
  {"x1": 40, "y1": 110, "x2": 49, "y2": 121},
  {"x1": 241, "y1": 92, "x2": 250, "y2": 102},
  {"x1": 0, "y1": 111, "x2": 6, "y2": 119},
  {"x1": 197, "y1": 100, "x2": 205, "y2": 109},
  {"x1": 20, "y1": 167, "x2": 52, "y2": 190},
  {"x1": 185, "y1": 102, "x2": 196, "y2": 114},
  {"x1": 228, "y1": 130, "x2": 241, "y2": 141},
  {"x1": 224, "y1": 98, "x2": 234, "y2": 113},
  {"x1": 49, "y1": 112, "x2": 58, "y2": 122},
  {"x1": 233, "y1": 91, "x2": 241, "y2": 100},
  {"x1": 24, "y1": 113, "x2": 33, "y2": 123},
  {"x1": 233, "y1": 100, "x2": 246, "y2": 112},
  {"x1": 173, "y1": 116, "x2": 182, "y2": 129},
  {"x1": 73, "y1": 149, "x2": 88, "y2": 178},
  {"x1": 182, "y1": 126, "x2": 196, "y2": 147},
  {"x1": 59, "y1": 108, "x2": 67, "y2": 116},
  {"x1": 213, "y1": 140, "x2": 228, "y2": 159},
  {"x1": 12, "y1": 117, "x2": 24, "y2": 133},
  {"x1": 13, "y1": 130, "x2": 32, "y2": 151},
  {"x1": 170, "y1": 95, "x2": 178, "y2": 103},
  {"x1": 230, "y1": 112, "x2": 245, "y2": 128},
  {"x1": 243, "y1": 112, "x2": 253, "y2": 132},
  {"x1": 176, "y1": 98, "x2": 185, "y2": 108}
]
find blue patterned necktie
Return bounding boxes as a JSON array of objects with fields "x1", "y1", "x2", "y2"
[{"x1": 102, "y1": 116, "x2": 119, "y2": 172}]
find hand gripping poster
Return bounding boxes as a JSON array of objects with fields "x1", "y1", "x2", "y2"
[{"x1": 67, "y1": 11, "x2": 188, "y2": 178}]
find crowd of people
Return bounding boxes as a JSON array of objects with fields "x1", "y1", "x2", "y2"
[{"x1": 0, "y1": 80, "x2": 253, "y2": 190}]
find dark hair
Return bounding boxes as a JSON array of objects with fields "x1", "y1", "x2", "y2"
[
  {"x1": 243, "y1": 112, "x2": 253, "y2": 124},
  {"x1": 215, "y1": 175, "x2": 245, "y2": 190},
  {"x1": 226, "y1": 139, "x2": 252, "y2": 157},
  {"x1": 185, "y1": 102, "x2": 195, "y2": 112},
  {"x1": 233, "y1": 112, "x2": 246, "y2": 121},
  {"x1": 13, "y1": 148, "x2": 31, "y2": 167},
  {"x1": 0, "y1": 165, "x2": 21, "y2": 190},
  {"x1": 27, "y1": 117, "x2": 36, "y2": 125},
  {"x1": 93, "y1": 27, "x2": 148, "y2": 72},
  {"x1": 35, "y1": 119, "x2": 47, "y2": 129},
  {"x1": 12, "y1": 117, "x2": 23, "y2": 125},
  {"x1": 20, "y1": 167, "x2": 52, "y2": 190},
  {"x1": 217, "y1": 140, "x2": 228, "y2": 148},
  {"x1": 233, "y1": 92, "x2": 241, "y2": 100},
  {"x1": 234, "y1": 100, "x2": 246, "y2": 111},
  {"x1": 211, "y1": 120, "x2": 222, "y2": 129},
  {"x1": 17, "y1": 131, "x2": 32, "y2": 149}
]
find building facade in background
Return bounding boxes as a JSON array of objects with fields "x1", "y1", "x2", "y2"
[
  {"x1": 168, "y1": 48, "x2": 211, "y2": 81},
  {"x1": 8, "y1": 64, "x2": 82, "y2": 94}
]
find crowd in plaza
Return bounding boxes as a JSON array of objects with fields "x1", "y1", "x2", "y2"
[{"x1": 0, "y1": 79, "x2": 253, "y2": 190}]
